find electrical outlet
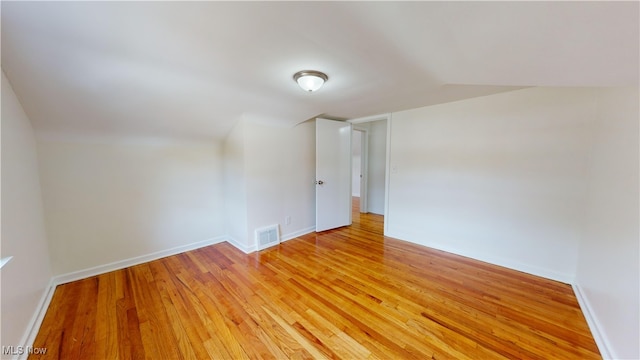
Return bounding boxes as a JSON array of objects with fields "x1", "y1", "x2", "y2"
[{"x1": 285, "y1": 216, "x2": 291, "y2": 225}]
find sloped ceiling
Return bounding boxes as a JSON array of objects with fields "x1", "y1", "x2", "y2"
[{"x1": 2, "y1": 2, "x2": 638, "y2": 141}]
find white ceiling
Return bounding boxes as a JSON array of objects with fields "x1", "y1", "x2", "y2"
[{"x1": 2, "y1": 2, "x2": 638, "y2": 141}]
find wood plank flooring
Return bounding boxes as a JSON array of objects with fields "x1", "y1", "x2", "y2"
[{"x1": 30, "y1": 198, "x2": 600, "y2": 359}]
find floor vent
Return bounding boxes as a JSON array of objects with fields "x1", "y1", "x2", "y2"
[{"x1": 255, "y1": 225, "x2": 280, "y2": 251}]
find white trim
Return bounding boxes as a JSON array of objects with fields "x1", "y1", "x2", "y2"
[
  {"x1": 13, "y1": 231, "x2": 611, "y2": 360},
  {"x1": 348, "y1": 112, "x2": 392, "y2": 235},
  {"x1": 348, "y1": 122, "x2": 353, "y2": 226},
  {"x1": 16, "y1": 278, "x2": 56, "y2": 360},
  {"x1": 386, "y1": 229, "x2": 575, "y2": 284},
  {"x1": 281, "y1": 226, "x2": 316, "y2": 242},
  {"x1": 18, "y1": 236, "x2": 229, "y2": 357},
  {"x1": 352, "y1": 127, "x2": 369, "y2": 213},
  {"x1": 53, "y1": 237, "x2": 225, "y2": 285},
  {"x1": 572, "y1": 284, "x2": 615, "y2": 359},
  {"x1": 383, "y1": 114, "x2": 392, "y2": 235},
  {"x1": 228, "y1": 227, "x2": 316, "y2": 252},
  {"x1": 226, "y1": 236, "x2": 256, "y2": 254}
]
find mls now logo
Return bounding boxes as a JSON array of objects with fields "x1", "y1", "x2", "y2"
[{"x1": 2, "y1": 346, "x2": 48, "y2": 356}]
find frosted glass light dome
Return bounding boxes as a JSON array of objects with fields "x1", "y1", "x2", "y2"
[{"x1": 293, "y1": 70, "x2": 328, "y2": 92}]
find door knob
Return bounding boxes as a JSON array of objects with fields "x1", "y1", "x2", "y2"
[{"x1": 316, "y1": 180, "x2": 324, "y2": 185}]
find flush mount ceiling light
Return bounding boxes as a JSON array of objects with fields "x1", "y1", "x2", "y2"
[{"x1": 293, "y1": 70, "x2": 328, "y2": 92}]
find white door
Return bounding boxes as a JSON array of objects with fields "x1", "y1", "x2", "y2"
[{"x1": 316, "y1": 118, "x2": 352, "y2": 232}]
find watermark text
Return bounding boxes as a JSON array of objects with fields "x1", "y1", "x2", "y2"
[{"x1": 2, "y1": 346, "x2": 48, "y2": 356}]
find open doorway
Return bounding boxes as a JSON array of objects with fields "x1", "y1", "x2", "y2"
[
  {"x1": 351, "y1": 128, "x2": 365, "y2": 214},
  {"x1": 350, "y1": 117, "x2": 388, "y2": 234}
]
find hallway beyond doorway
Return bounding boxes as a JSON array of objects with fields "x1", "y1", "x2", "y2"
[{"x1": 351, "y1": 196, "x2": 383, "y2": 235}]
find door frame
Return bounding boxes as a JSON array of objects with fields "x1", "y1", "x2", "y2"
[
  {"x1": 348, "y1": 113, "x2": 392, "y2": 234},
  {"x1": 352, "y1": 127, "x2": 368, "y2": 213}
]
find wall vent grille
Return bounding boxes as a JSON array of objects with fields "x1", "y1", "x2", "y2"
[{"x1": 255, "y1": 225, "x2": 280, "y2": 251}]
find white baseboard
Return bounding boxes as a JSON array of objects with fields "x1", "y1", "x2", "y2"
[
  {"x1": 463, "y1": 248, "x2": 573, "y2": 284},
  {"x1": 572, "y1": 283, "x2": 615, "y2": 359},
  {"x1": 53, "y1": 236, "x2": 225, "y2": 285},
  {"x1": 385, "y1": 230, "x2": 574, "y2": 284},
  {"x1": 16, "y1": 278, "x2": 56, "y2": 360},
  {"x1": 281, "y1": 226, "x2": 316, "y2": 242},
  {"x1": 225, "y1": 227, "x2": 315, "y2": 254},
  {"x1": 17, "y1": 231, "x2": 612, "y2": 360},
  {"x1": 19, "y1": 236, "x2": 227, "y2": 358},
  {"x1": 225, "y1": 236, "x2": 256, "y2": 254}
]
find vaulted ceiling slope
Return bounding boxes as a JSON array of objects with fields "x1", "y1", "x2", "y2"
[{"x1": 2, "y1": 2, "x2": 638, "y2": 141}]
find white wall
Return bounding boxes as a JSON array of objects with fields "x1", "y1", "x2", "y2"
[
  {"x1": 244, "y1": 120, "x2": 316, "y2": 244},
  {"x1": 221, "y1": 118, "x2": 316, "y2": 252},
  {"x1": 1, "y1": 72, "x2": 53, "y2": 349},
  {"x1": 223, "y1": 119, "x2": 249, "y2": 251},
  {"x1": 575, "y1": 87, "x2": 639, "y2": 359},
  {"x1": 366, "y1": 120, "x2": 386, "y2": 215},
  {"x1": 37, "y1": 136, "x2": 225, "y2": 275},
  {"x1": 387, "y1": 87, "x2": 597, "y2": 282}
]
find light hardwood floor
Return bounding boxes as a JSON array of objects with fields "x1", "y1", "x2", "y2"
[{"x1": 30, "y1": 197, "x2": 600, "y2": 359}]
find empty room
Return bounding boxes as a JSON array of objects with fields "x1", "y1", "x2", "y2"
[{"x1": 1, "y1": 2, "x2": 638, "y2": 359}]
